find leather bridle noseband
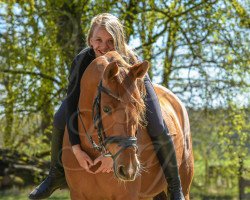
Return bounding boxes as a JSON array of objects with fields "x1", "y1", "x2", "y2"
[{"x1": 78, "y1": 80, "x2": 138, "y2": 160}]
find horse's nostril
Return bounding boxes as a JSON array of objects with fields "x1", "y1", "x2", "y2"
[{"x1": 118, "y1": 165, "x2": 126, "y2": 177}]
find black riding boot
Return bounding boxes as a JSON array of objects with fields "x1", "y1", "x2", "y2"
[
  {"x1": 29, "y1": 127, "x2": 67, "y2": 199},
  {"x1": 151, "y1": 123, "x2": 185, "y2": 200}
]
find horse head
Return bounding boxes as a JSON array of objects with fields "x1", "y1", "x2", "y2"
[{"x1": 95, "y1": 54, "x2": 149, "y2": 181}]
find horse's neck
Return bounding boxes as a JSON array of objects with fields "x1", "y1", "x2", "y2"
[
  {"x1": 80, "y1": 59, "x2": 106, "y2": 108},
  {"x1": 78, "y1": 58, "x2": 107, "y2": 158}
]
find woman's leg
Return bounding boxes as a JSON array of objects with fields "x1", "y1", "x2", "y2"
[
  {"x1": 29, "y1": 100, "x2": 67, "y2": 199},
  {"x1": 144, "y1": 75, "x2": 184, "y2": 200}
]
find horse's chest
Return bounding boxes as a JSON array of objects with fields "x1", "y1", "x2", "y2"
[{"x1": 80, "y1": 173, "x2": 140, "y2": 199}]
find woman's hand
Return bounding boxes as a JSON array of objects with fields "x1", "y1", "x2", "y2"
[
  {"x1": 93, "y1": 155, "x2": 114, "y2": 174},
  {"x1": 72, "y1": 144, "x2": 94, "y2": 174}
]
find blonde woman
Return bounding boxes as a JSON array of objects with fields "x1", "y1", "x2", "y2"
[{"x1": 29, "y1": 13, "x2": 184, "y2": 200}]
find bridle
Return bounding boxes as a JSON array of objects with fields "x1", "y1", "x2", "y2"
[{"x1": 78, "y1": 80, "x2": 138, "y2": 161}]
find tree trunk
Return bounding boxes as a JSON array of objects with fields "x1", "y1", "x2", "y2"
[{"x1": 3, "y1": 77, "x2": 14, "y2": 147}]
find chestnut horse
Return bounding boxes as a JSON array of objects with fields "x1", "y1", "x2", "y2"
[{"x1": 62, "y1": 51, "x2": 194, "y2": 200}]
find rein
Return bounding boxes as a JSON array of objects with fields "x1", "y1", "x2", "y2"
[{"x1": 78, "y1": 80, "x2": 138, "y2": 160}]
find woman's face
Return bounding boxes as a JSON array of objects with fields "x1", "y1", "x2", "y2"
[{"x1": 90, "y1": 26, "x2": 115, "y2": 57}]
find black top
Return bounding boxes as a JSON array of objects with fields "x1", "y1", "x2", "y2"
[{"x1": 66, "y1": 47, "x2": 96, "y2": 145}]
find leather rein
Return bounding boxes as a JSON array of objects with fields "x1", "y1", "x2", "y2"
[{"x1": 78, "y1": 80, "x2": 138, "y2": 160}]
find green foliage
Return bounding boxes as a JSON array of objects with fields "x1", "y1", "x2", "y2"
[
  {"x1": 189, "y1": 105, "x2": 250, "y2": 197},
  {"x1": 217, "y1": 103, "x2": 250, "y2": 178}
]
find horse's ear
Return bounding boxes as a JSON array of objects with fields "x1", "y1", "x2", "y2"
[
  {"x1": 104, "y1": 61, "x2": 119, "y2": 82},
  {"x1": 130, "y1": 61, "x2": 149, "y2": 80}
]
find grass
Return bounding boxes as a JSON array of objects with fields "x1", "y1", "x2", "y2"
[
  {"x1": 0, "y1": 187, "x2": 70, "y2": 200},
  {"x1": 0, "y1": 186, "x2": 241, "y2": 200}
]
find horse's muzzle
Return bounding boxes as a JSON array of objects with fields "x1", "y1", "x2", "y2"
[
  {"x1": 114, "y1": 149, "x2": 140, "y2": 181},
  {"x1": 116, "y1": 163, "x2": 140, "y2": 181}
]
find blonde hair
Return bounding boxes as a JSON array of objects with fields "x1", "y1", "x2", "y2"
[{"x1": 86, "y1": 13, "x2": 138, "y2": 64}]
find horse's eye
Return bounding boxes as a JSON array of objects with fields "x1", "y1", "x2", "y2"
[{"x1": 103, "y1": 106, "x2": 111, "y2": 114}]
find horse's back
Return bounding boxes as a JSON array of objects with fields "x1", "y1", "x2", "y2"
[
  {"x1": 154, "y1": 84, "x2": 191, "y2": 154},
  {"x1": 154, "y1": 84, "x2": 194, "y2": 198}
]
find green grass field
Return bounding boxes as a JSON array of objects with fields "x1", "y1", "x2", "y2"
[
  {"x1": 0, "y1": 187, "x2": 70, "y2": 200},
  {"x1": 0, "y1": 187, "x2": 239, "y2": 200}
]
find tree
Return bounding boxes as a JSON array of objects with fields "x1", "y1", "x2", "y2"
[{"x1": 218, "y1": 103, "x2": 250, "y2": 199}]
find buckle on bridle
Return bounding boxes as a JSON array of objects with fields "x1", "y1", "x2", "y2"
[{"x1": 103, "y1": 152, "x2": 112, "y2": 157}]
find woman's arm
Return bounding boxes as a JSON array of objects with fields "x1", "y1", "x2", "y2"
[
  {"x1": 65, "y1": 48, "x2": 96, "y2": 172},
  {"x1": 72, "y1": 144, "x2": 94, "y2": 173},
  {"x1": 66, "y1": 48, "x2": 95, "y2": 145}
]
